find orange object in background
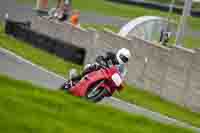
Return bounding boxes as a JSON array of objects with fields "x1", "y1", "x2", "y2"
[
  {"x1": 70, "y1": 10, "x2": 80, "y2": 26},
  {"x1": 36, "y1": 0, "x2": 48, "y2": 10}
]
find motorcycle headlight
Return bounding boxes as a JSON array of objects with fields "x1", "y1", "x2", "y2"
[{"x1": 111, "y1": 73, "x2": 122, "y2": 87}]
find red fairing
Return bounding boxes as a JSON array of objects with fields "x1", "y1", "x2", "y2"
[{"x1": 69, "y1": 66, "x2": 119, "y2": 97}]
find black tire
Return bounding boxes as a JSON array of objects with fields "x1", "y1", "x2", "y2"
[
  {"x1": 59, "y1": 82, "x2": 72, "y2": 92},
  {"x1": 59, "y1": 78, "x2": 80, "y2": 91},
  {"x1": 85, "y1": 83, "x2": 109, "y2": 102}
]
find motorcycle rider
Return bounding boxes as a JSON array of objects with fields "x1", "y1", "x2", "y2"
[
  {"x1": 61, "y1": 48, "x2": 131, "y2": 91},
  {"x1": 84, "y1": 48, "x2": 131, "y2": 74},
  {"x1": 71, "y1": 48, "x2": 131, "y2": 82}
]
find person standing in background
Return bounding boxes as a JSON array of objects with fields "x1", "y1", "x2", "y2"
[
  {"x1": 56, "y1": 0, "x2": 62, "y2": 8},
  {"x1": 51, "y1": 0, "x2": 72, "y2": 21},
  {"x1": 62, "y1": 0, "x2": 72, "y2": 20},
  {"x1": 70, "y1": 10, "x2": 80, "y2": 26}
]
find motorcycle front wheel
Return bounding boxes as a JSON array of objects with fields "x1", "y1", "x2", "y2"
[
  {"x1": 85, "y1": 80, "x2": 110, "y2": 102},
  {"x1": 85, "y1": 88, "x2": 108, "y2": 102}
]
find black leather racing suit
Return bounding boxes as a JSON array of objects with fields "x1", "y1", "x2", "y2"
[
  {"x1": 71, "y1": 52, "x2": 119, "y2": 81},
  {"x1": 83, "y1": 52, "x2": 119, "y2": 75},
  {"x1": 62, "y1": 52, "x2": 125, "y2": 91}
]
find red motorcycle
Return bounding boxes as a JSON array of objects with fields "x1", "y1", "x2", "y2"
[{"x1": 61, "y1": 65, "x2": 126, "y2": 102}]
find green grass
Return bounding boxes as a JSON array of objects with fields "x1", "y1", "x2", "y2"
[
  {"x1": 115, "y1": 85, "x2": 200, "y2": 128},
  {"x1": 162, "y1": 35, "x2": 200, "y2": 48},
  {"x1": 183, "y1": 36, "x2": 200, "y2": 48},
  {"x1": 0, "y1": 74, "x2": 195, "y2": 133},
  {"x1": 81, "y1": 23, "x2": 119, "y2": 33},
  {"x1": 146, "y1": 0, "x2": 177, "y2": 4},
  {"x1": 1, "y1": 22, "x2": 200, "y2": 128},
  {"x1": 146, "y1": 0, "x2": 200, "y2": 11}
]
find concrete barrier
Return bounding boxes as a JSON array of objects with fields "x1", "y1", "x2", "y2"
[
  {"x1": 143, "y1": 44, "x2": 170, "y2": 95},
  {"x1": 162, "y1": 47, "x2": 194, "y2": 105},
  {"x1": 185, "y1": 49, "x2": 200, "y2": 112},
  {"x1": 31, "y1": 17, "x2": 74, "y2": 44}
]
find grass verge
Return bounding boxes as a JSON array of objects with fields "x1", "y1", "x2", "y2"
[
  {"x1": 0, "y1": 23, "x2": 200, "y2": 127},
  {"x1": 183, "y1": 36, "x2": 200, "y2": 48},
  {"x1": 146, "y1": 0, "x2": 200, "y2": 11},
  {"x1": 81, "y1": 23, "x2": 119, "y2": 33},
  {"x1": 115, "y1": 85, "x2": 200, "y2": 128},
  {"x1": 164, "y1": 35, "x2": 200, "y2": 48},
  {"x1": 0, "y1": 74, "x2": 195, "y2": 133}
]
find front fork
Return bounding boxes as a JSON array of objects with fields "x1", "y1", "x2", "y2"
[{"x1": 87, "y1": 80, "x2": 105, "y2": 98}]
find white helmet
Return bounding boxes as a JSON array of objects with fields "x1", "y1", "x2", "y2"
[{"x1": 116, "y1": 48, "x2": 131, "y2": 64}]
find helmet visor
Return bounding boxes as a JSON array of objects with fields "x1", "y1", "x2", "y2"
[{"x1": 119, "y1": 54, "x2": 128, "y2": 63}]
